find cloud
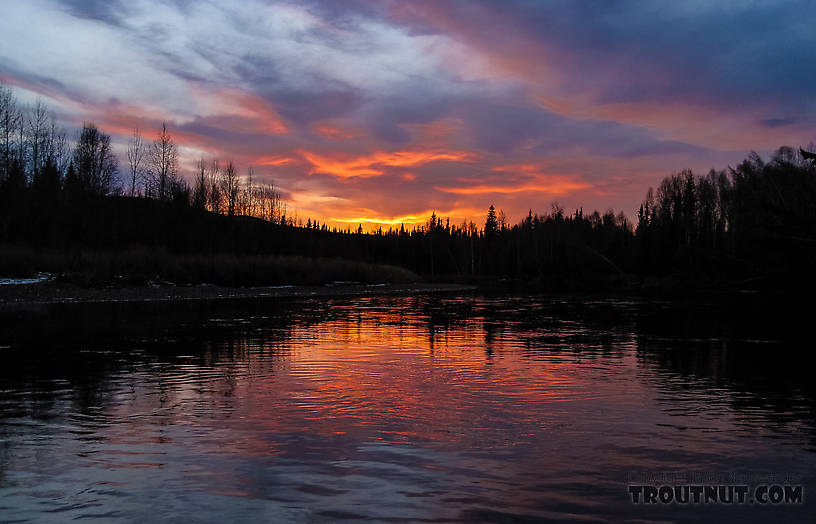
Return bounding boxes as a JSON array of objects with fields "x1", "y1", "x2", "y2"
[
  {"x1": 760, "y1": 117, "x2": 798, "y2": 129},
  {"x1": 1, "y1": 0, "x2": 813, "y2": 229},
  {"x1": 391, "y1": 1, "x2": 816, "y2": 143},
  {"x1": 300, "y1": 149, "x2": 478, "y2": 178},
  {"x1": 438, "y1": 164, "x2": 590, "y2": 196},
  {"x1": 437, "y1": 180, "x2": 591, "y2": 196}
]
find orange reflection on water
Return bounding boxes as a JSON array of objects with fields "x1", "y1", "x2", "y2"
[
  {"x1": 4, "y1": 296, "x2": 815, "y2": 523},
  {"x1": 90, "y1": 299, "x2": 662, "y2": 469}
]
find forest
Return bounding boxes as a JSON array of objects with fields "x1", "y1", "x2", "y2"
[{"x1": 2, "y1": 83, "x2": 815, "y2": 291}]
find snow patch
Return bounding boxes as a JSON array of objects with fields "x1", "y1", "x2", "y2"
[{"x1": 0, "y1": 272, "x2": 53, "y2": 285}]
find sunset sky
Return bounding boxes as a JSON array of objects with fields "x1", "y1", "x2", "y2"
[{"x1": 1, "y1": 0, "x2": 814, "y2": 229}]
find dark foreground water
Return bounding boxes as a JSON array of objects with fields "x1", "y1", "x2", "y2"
[{"x1": 0, "y1": 294, "x2": 814, "y2": 522}]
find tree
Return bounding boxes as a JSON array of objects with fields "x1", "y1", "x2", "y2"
[
  {"x1": 498, "y1": 209, "x2": 508, "y2": 231},
  {"x1": 127, "y1": 128, "x2": 146, "y2": 196},
  {"x1": 221, "y1": 161, "x2": 239, "y2": 216},
  {"x1": 485, "y1": 204, "x2": 498, "y2": 235},
  {"x1": 208, "y1": 160, "x2": 222, "y2": 213},
  {"x1": 48, "y1": 122, "x2": 69, "y2": 175},
  {"x1": 72, "y1": 122, "x2": 118, "y2": 195},
  {"x1": 0, "y1": 83, "x2": 22, "y2": 180},
  {"x1": 242, "y1": 166, "x2": 255, "y2": 216},
  {"x1": 149, "y1": 122, "x2": 178, "y2": 201},
  {"x1": 31, "y1": 158, "x2": 61, "y2": 218},
  {"x1": 268, "y1": 182, "x2": 286, "y2": 223},
  {"x1": 192, "y1": 158, "x2": 208, "y2": 209},
  {"x1": 170, "y1": 177, "x2": 191, "y2": 206},
  {"x1": 27, "y1": 99, "x2": 51, "y2": 178},
  {"x1": 249, "y1": 180, "x2": 284, "y2": 222}
]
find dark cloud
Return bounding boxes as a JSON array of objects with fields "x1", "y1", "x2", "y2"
[
  {"x1": 364, "y1": 87, "x2": 458, "y2": 143},
  {"x1": 0, "y1": 64, "x2": 70, "y2": 97},
  {"x1": 271, "y1": 89, "x2": 364, "y2": 126},
  {"x1": 56, "y1": 0, "x2": 128, "y2": 26},
  {"x1": 760, "y1": 117, "x2": 798, "y2": 129},
  {"x1": 461, "y1": 103, "x2": 557, "y2": 153},
  {"x1": 368, "y1": 120, "x2": 411, "y2": 144},
  {"x1": 458, "y1": 101, "x2": 712, "y2": 159},
  {"x1": 397, "y1": 0, "x2": 816, "y2": 114}
]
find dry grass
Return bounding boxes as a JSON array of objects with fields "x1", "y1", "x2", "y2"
[{"x1": 0, "y1": 245, "x2": 418, "y2": 286}]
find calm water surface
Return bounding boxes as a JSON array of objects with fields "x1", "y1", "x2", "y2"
[{"x1": 0, "y1": 294, "x2": 814, "y2": 522}]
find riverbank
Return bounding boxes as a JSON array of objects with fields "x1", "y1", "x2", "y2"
[
  {"x1": 0, "y1": 280, "x2": 476, "y2": 309},
  {"x1": 2, "y1": 272, "x2": 806, "y2": 312}
]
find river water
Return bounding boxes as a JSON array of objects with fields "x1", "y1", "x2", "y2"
[{"x1": 0, "y1": 294, "x2": 813, "y2": 522}]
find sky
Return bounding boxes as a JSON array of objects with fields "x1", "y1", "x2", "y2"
[{"x1": 1, "y1": 0, "x2": 814, "y2": 229}]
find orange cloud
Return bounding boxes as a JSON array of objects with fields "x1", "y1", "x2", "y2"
[
  {"x1": 191, "y1": 86, "x2": 288, "y2": 135},
  {"x1": 437, "y1": 174, "x2": 590, "y2": 196},
  {"x1": 300, "y1": 149, "x2": 478, "y2": 178},
  {"x1": 254, "y1": 155, "x2": 293, "y2": 167},
  {"x1": 312, "y1": 123, "x2": 362, "y2": 140},
  {"x1": 491, "y1": 163, "x2": 546, "y2": 174}
]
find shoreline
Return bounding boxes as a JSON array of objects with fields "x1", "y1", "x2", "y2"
[
  {"x1": 0, "y1": 281, "x2": 477, "y2": 309},
  {"x1": 0, "y1": 273, "x2": 808, "y2": 312}
]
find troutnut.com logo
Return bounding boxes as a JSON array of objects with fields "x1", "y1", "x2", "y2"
[{"x1": 627, "y1": 472, "x2": 804, "y2": 505}]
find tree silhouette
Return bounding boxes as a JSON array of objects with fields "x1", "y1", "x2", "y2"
[
  {"x1": 484, "y1": 205, "x2": 498, "y2": 236},
  {"x1": 192, "y1": 158, "x2": 208, "y2": 210},
  {"x1": 127, "y1": 128, "x2": 146, "y2": 197},
  {"x1": 0, "y1": 84, "x2": 21, "y2": 180},
  {"x1": 207, "y1": 160, "x2": 222, "y2": 214},
  {"x1": 72, "y1": 122, "x2": 118, "y2": 195},
  {"x1": 148, "y1": 122, "x2": 178, "y2": 201},
  {"x1": 799, "y1": 148, "x2": 816, "y2": 162},
  {"x1": 221, "y1": 161, "x2": 239, "y2": 216}
]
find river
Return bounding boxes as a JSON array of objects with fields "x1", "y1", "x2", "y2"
[{"x1": 0, "y1": 293, "x2": 813, "y2": 522}]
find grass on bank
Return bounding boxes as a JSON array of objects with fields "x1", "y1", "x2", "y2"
[{"x1": 0, "y1": 245, "x2": 418, "y2": 287}]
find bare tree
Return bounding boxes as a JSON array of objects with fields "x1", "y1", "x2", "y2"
[
  {"x1": 273, "y1": 184, "x2": 286, "y2": 224},
  {"x1": 72, "y1": 122, "x2": 118, "y2": 195},
  {"x1": 498, "y1": 209, "x2": 508, "y2": 231},
  {"x1": 255, "y1": 181, "x2": 285, "y2": 223},
  {"x1": 16, "y1": 98, "x2": 25, "y2": 168},
  {"x1": 221, "y1": 161, "x2": 240, "y2": 216},
  {"x1": 0, "y1": 83, "x2": 22, "y2": 179},
  {"x1": 27, "y1": 99, "x2": 51, "y2": 178},
  {"x1": 207, "y1": 159, "x2": 222, "y2": 213},
  {"x1": 243, "y1": 166, "x2": 255, "y2": 217},
  {"x1": 192, "y1": 158, "x2": 208, "y2": 209},
  {"x1": 127, "y1": 128, "x2": 146, "y2": 197},
  {"x1": 148, "y1": 122, "x2": 178, "y2": 201},
  {"x1": 49, "y1": 121, "x2": 69, "y2": 173}
]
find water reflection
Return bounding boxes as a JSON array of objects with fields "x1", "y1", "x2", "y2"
[{"x1": 0, "y1": 294, "x2": 814, "y2": 522}]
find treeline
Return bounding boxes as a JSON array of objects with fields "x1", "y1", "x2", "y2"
[
  {"x1": 129, "y1": 124, "x2": 287, "y2": 223},
  {"x1": 0, "y1": 83, "x2": 286, "y2": 231},
  {"x1": 635, "y1": 146, "x2": 816, "y2": 280},
  {"x1": 2, "y1": 83, "x2": 815, "y2": 288}
]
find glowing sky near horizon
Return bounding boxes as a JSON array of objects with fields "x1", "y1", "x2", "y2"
[{"x1": 1, "y1": 0, "x2": 814, "y2": 228}]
